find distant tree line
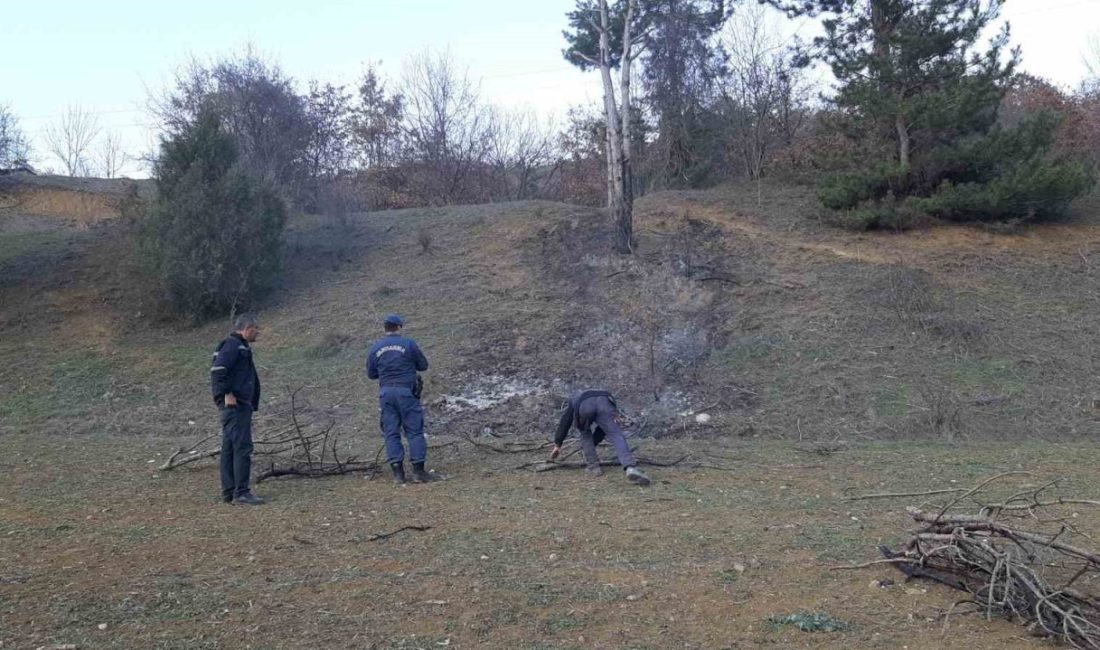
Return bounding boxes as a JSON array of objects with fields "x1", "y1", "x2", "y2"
[{"x1": 12, "y1": 0, "x2": 1100, "y2": 318}]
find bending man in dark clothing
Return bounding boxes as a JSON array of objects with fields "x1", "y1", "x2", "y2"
[
  {"x1": 550, "y1": 389, "x2": 651, "y2": 486},
  {"x1": 210, "y1": 313, "x2": 265, "y2": 505},
  {"x1": 366, "y1": 313, "x2": 435, "y2": 485}
]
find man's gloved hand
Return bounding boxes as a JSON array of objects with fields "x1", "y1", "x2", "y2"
[{"x1": 549, "y1": 445, "x2": 562, "y2": 461}]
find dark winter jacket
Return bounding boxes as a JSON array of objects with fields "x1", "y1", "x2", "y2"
[
  {"x1": 553, "y1": 389, "x2": 614, "y2": 446},
  {"x1": 210, "y1": 332, "x2": 261, "y2": 411},
  {"x1": 366, "y1": 333, "x2": 429, "y2": 391}
]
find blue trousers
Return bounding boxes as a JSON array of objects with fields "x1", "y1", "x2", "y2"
[
  {"x1": 379, "y1": 387, "x2": 426, "y2": 464},
  {"x1": 219, "y1": 404, "x2": 254, "y2": 498},
  {"x1": 577, "y1": 396, "x2": 637, "y2": 469}
]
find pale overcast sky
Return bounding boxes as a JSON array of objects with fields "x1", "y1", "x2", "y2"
[{"x1": 1, "y1": 0, "x2": 1098, "y2": 177}]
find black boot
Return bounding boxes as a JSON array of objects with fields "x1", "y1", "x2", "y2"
[
  {"x1": 391, "y1": 462, "x2": 407, "y2": 486},
  {"x1": 410, "y1": 461, "x2": 437, "y2": 483}
]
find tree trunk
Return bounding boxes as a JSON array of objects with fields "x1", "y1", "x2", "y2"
[
  {"x1": 605, "y1": 114, "x2": 615, "y2": 209},
  {"x1": 895, "y1": 114, "x2": 910, "y2": 168},
  {"x1": 615, "y1": 0, "x2": 637, "y2": 254},
  {"x1": 596, "y1": 0, "x2": 631, "y2": 254}
]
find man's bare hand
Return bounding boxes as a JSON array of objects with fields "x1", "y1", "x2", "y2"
[
  {"x1": 549, "y1": 445, "x2": 561, "y2": 461},
  {"x1": 224, "y1": 393, "x2": 238, "y2": 407}
]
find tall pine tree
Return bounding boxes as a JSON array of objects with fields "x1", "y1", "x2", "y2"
[
  {"x1": 140, "y1": 106, "x2": 287, "y2": 319},
  {"x1": 770, "y1": 0, "x2": 1094, "y2": 227}
]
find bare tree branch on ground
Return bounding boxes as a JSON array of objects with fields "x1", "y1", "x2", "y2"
[{"x1": 851, "y1": 474, "x2": 1100, "y2": 649}]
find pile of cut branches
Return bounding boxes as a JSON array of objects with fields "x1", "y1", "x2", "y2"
[
  {"x1": 874, "y1": 473, "x2": 1100, "y2": 648},
  {"x1": 161, "y1": 387, "x2": 381, "y2": 481}
]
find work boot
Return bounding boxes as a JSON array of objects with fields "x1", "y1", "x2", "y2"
[
  {"x1": 391, "y1": 462, "x2": 407, "y2": 486},
  {"x1": 625, "y1": 466, "x2": 651, "y2": 486},
  {"x1": 233, "y1": 492, "x2": 266, "y2": 505},
  {"x1": 585, "y1": 464, "x2": 604, "y2": 477},
  {"x1": 221, "y1": 493, "x2": 233, "y2": 504},
  {"x1": 410, "y1": 462, "x2": 437, "y2": 483}
]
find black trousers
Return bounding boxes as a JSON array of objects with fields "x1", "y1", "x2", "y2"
[{"x1": 219, "y1": 404, "x2": 254, "y2": 498}]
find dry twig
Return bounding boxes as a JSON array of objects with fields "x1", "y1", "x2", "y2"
[{"x1": 869, "y1": 474, "x2": 1100, "y2": 649}]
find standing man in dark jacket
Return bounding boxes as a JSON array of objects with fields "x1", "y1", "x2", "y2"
[
  {"x1": 549, "y1": 389, "x2": 651, "y2": 486},
  {"x1": 367, "y1": 313, "x2": 435, "y2": 485},
  {"x1": 210, "y1": 313, "x2": 265, "y2": 505}
]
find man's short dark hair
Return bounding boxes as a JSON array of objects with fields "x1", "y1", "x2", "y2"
[
  {"x1": 384, "y1": 322, "x2": 401, "y2": 333},
  {"x1": 234, "y1": 313, "x2": 259, "y2": 331}
]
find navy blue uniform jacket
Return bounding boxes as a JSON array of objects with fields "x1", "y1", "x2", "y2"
[
  {"x1": 210, "y1": 332, "x2": 261, "y2": 410},
  {"x1": 367, "y1": 333, "x2": 429, "y2": 389}
]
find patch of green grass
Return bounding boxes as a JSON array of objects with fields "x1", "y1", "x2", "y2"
[
  {"x1": 0, "y1": 230, "x2": 81, "y2": 269},
  {"x1": 0, "y1": 351, "x2": 129, "y2": 425},
  {"x1": 711, "y1": 334, "x2": 789, "y2": 372},
  {"x1": 795, "y1": 525, "x2": 868, "y2": 562},
  {"x1": 157, "y1": 346, "x2": 210, "y2": 375},
  {"x1": 872, "y1": 384, "x2": 910, "y2": 418},
  {"x1": 262, "y1": 345, "x2": 360, "y2": 386},
  {"x1": 545, "y1": 615, "x2": 584, "y2": 634},
  {"x1": 943, "y1": 357, "x2": 1030, "y2": 395}
]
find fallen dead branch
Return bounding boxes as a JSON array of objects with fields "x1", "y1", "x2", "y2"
[
  {"x1": 871, "y1": 474, "x2": 1100, "y2": 649},
  {"x1": 255, "y1": 460, "x2": 379, "y2": 482},
  {"x1": 460, "y1": 430, "x2": 552, "y2": 454},
  {"x1": 363, "y1": 525, "x2": 432, "y2": 542},
  {"x1": 163, "y1": 387, "x2": 367, "y2": 482},
  {"x1": 517, "y1": 454, "x2": 697, "y2": 472}
]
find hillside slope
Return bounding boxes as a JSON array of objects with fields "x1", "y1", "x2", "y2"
[
  {"x1": 2, "y1": 180, "x2": 1099, "y2": 441},
  {"x1": 5, "y1": 183, "x2": 1100, "y2": 649}
]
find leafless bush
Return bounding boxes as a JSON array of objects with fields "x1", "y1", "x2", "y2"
[
  {"x1": 306, "y1": 332, "x2": 351, "y2": 359},
  {"x1": 488, "y1": 108, "x2": 558, "y2": 200},
  {"x1": 868, "y1": 266, "x2": 985, "y2": 346},
  {"x1": 417, "y1": 228, "x2": 433, "y2": 254},
  {"x1": 867, "y1": 266, "x2": 933, "y2": 317},
  {"x1": 914, "y1": 385, "x2": 966, "y2": 440}
]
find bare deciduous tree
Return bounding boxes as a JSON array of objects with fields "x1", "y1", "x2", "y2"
[
  {"x1": 304, "y1": 80, "x2": 353, "y2": 180},
  {"x1": 0, "y1": 104, "x2": 31, "y2": 168},
  {"x1": 151, "y1": 48, "x2": 313, "y2": 203},
  {"x1": 488, "y1": 109, "x2": 557, "y2": 200},
  {"x1": 44, "y1": 104, "x2": 101, "y2": 176},
  {"x1": 96, "y1": 130, "x2": 127, "y2": 178},
  {"x1": 719, "y1": 4, "x2": 809, "y2": 180},
  {"x1": 400, "y1": 49, "x2": 495, "y2": 204}
]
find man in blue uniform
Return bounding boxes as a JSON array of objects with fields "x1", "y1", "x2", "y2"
[
  {"x1": 549, "y1": 389, "x2": 651, "y2": 486},
  {"x1": 210, "y1": 313, "x2": 265, "y2": 505},
  {"x1": 367, "y1": 314, "x2": 435, "y2": 485}
]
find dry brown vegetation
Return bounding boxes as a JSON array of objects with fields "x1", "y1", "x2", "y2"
[{"x1": 3, "y1": 179, "x2": 1100, "y2": 648}]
